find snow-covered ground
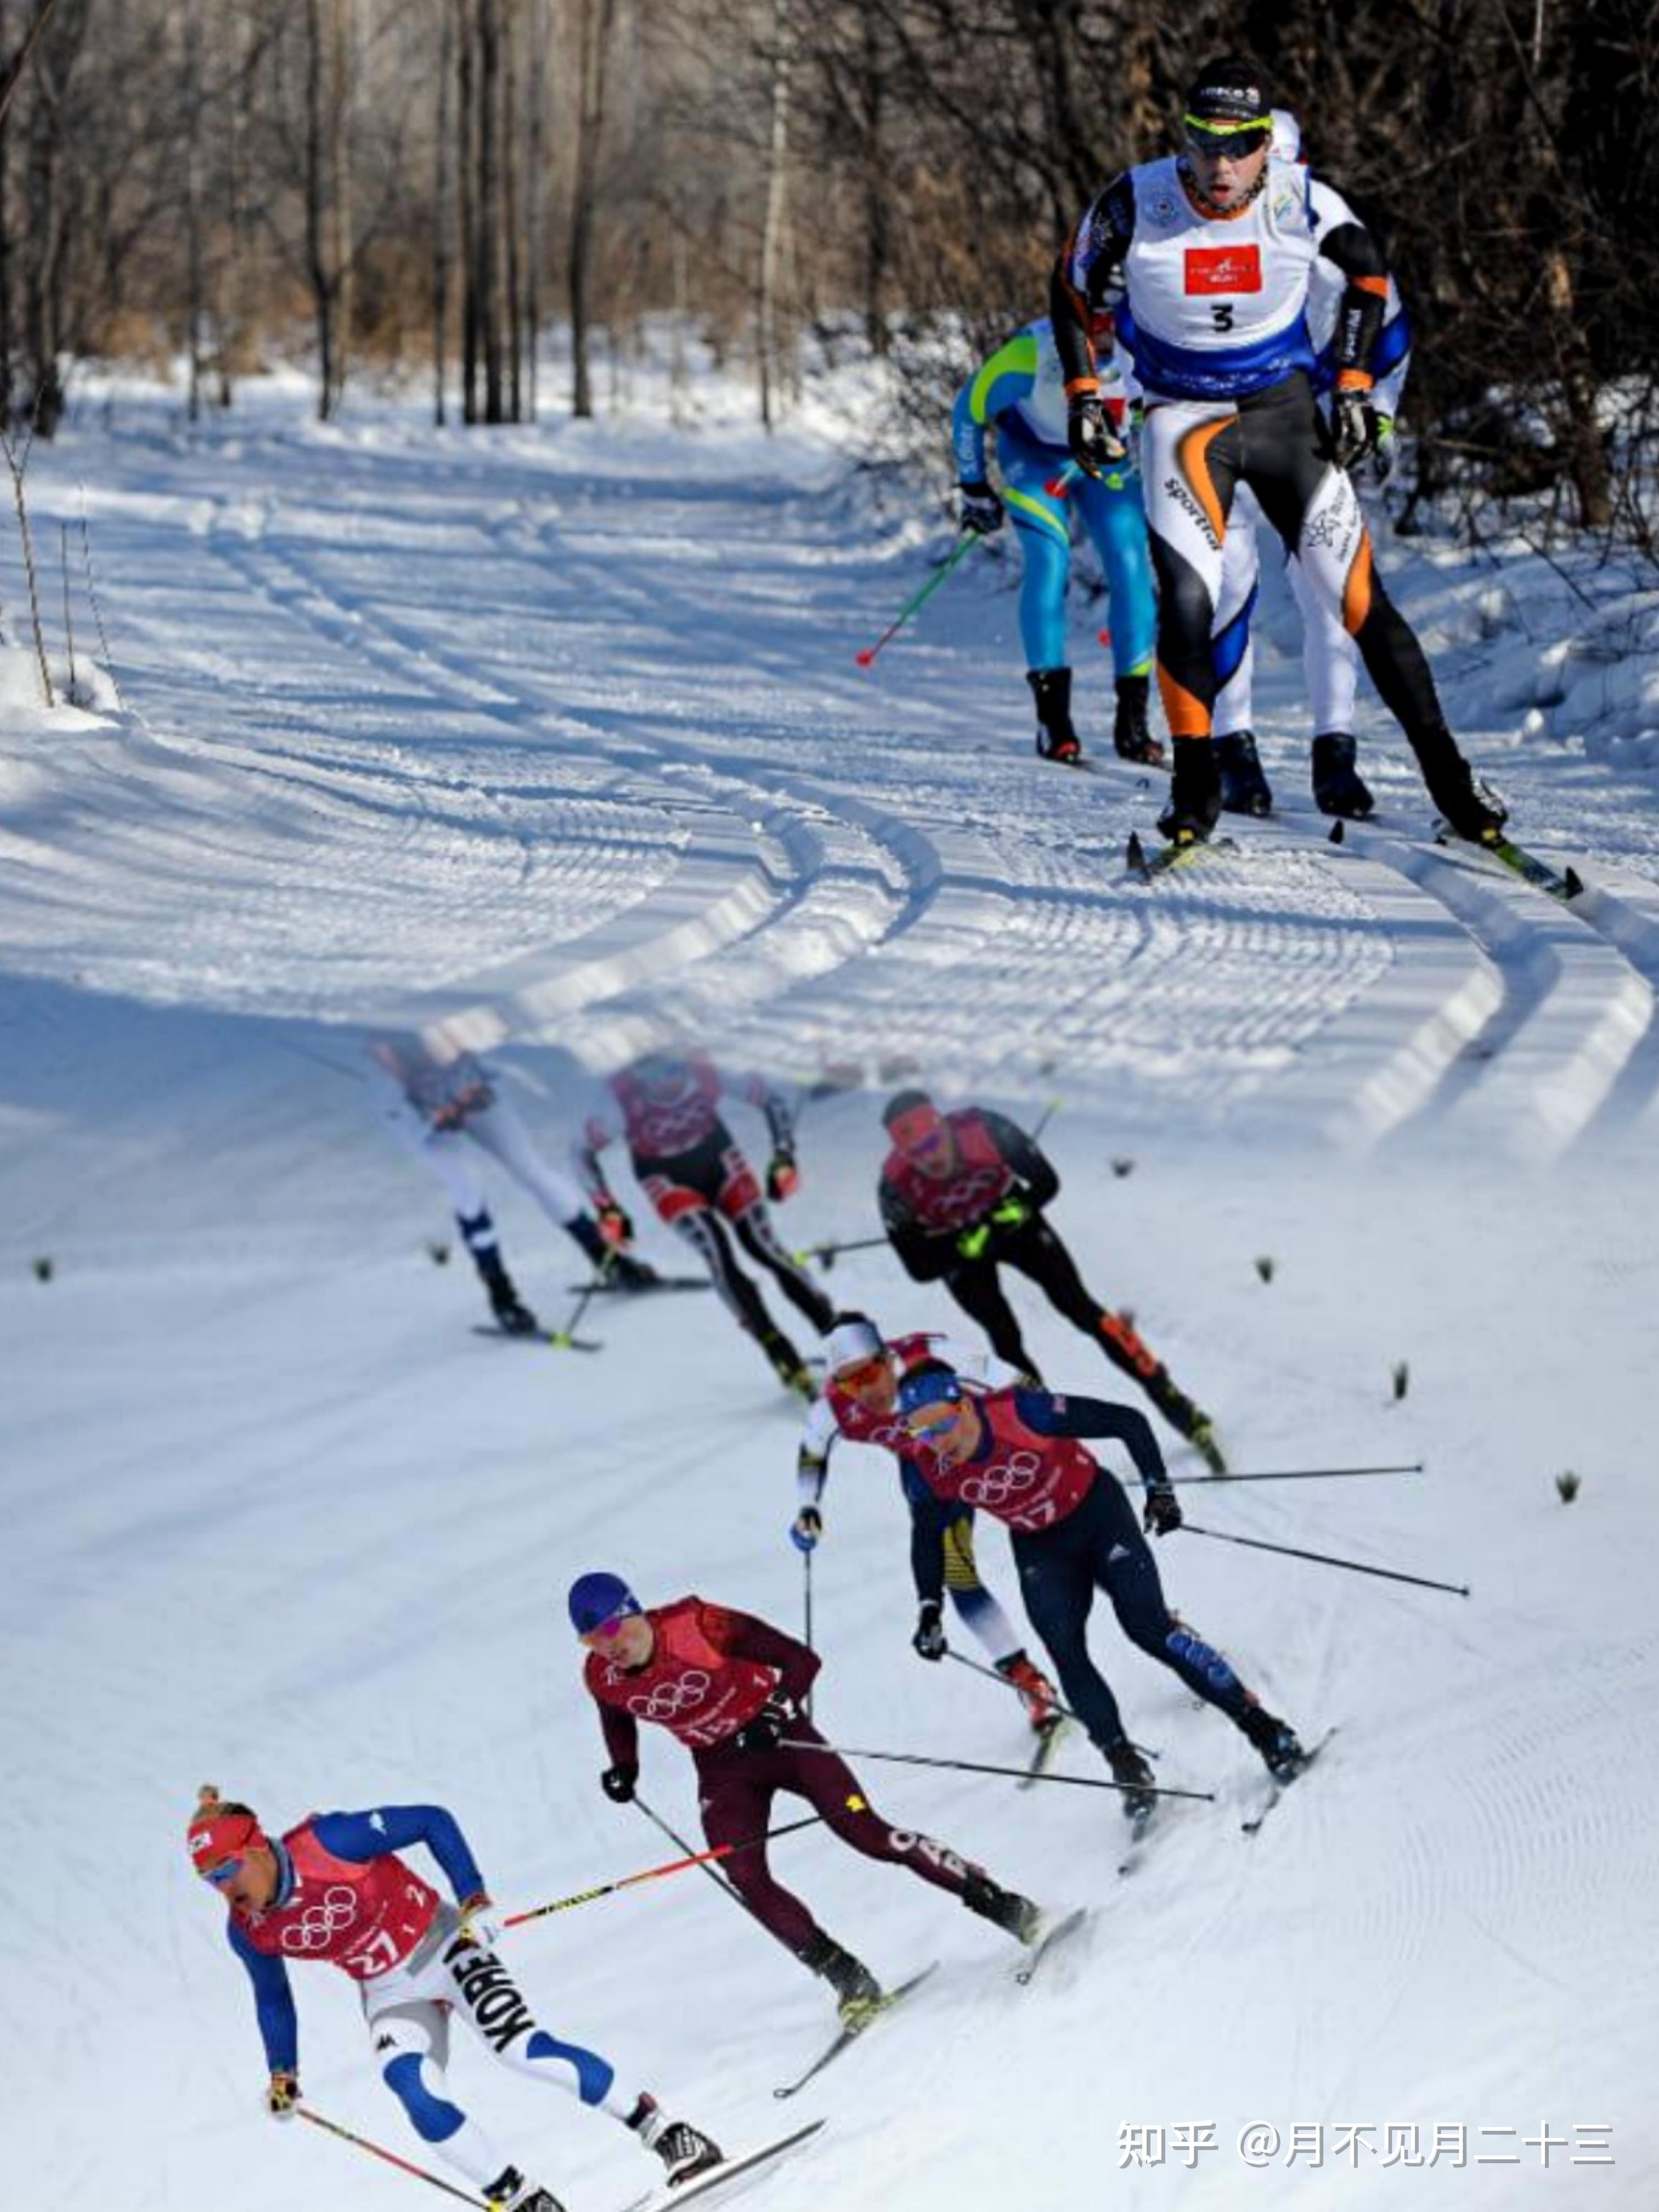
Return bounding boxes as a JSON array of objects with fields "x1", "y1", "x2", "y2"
[{"x1": 3, "y1": 356, "x2": 1656, "y2": 2211}]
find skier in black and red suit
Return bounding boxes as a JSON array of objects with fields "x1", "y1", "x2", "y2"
[
  {"x1": 574, "y1": 1049, "x2": 833, "y2": 1395},
  {"x1": 569, "y1": 1570, "x2": 1058, "y2": 2024},
  {"x1": 876, "y1": 1088, "x2": 1224, "y2": 1470}
]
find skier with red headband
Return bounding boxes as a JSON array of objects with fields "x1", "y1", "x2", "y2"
[
  {"x1": 891, "y1": 1363, "x2": 1307, "y2": 1821},
  {"x1": 569, "y1": 1571, "x2": 1056, "y2": 2024},
  {"x1": 877, "y1": 1088, "x2": 1224, "y2": 1470},
  {"x1": 185, "y1": 1785, "x2": 721, "y2": 2210},
  {"x1": 792, "y1": 1312, "x2": 1063, "y2": 1735}
]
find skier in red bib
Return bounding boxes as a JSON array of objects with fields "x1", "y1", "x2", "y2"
[
  {"x1": 571, "y1": 1571, "x2": 1054, "y2": 2023},
  {"x1": 877, "y1": 1089, "x2": 1224, "y2": 1469},
  {"x1": 893, "y1": 1363, "x2": 1307, "y2": 1820},
  {"x1": 186, "y1": 1786, "x2": 720, "y2": 2211}
]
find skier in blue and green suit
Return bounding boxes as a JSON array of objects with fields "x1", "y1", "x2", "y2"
[{"x1": 951, "y1": 313, "x2": 1161, "y2": 765}]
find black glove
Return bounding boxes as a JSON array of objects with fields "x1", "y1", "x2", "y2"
[
  {"x1": 1330, "y1": 390, "x2": 1375, "y2": 472},
  {"x1": 601, "y1": 1765, "x2": 637, "y2": 1804},
  {"x1": 790, "y1": 1505, "x2": 823, "y2": 1554},
  {"x1": 766, "y1": 1148, "x2": 800, "y2": 1202},
  {"x1": 1142, "y1": 1485, "x2": 1183, "y2": 1537},
  {"x1": 957, "y1": 480, "x2": 1005, "y2": 536},
  {"x1": 266, "y1": 2069, "x2": 301, "y2": 2120},
  {"x1": 911, "y1": 1600, "x2": 947, "y2": 1661},
  {"x1": 732, "y1": 1699, "x2": 795, "y2": 1755},
  {"x1": 1067, "y1": 392, "x2": 1127, "y2": 479}
]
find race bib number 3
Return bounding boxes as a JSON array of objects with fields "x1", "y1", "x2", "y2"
[{"x1": 1184, "y1": 244, "x2": 1263, "y2": 295}]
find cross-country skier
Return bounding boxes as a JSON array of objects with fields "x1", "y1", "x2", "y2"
[
  {"x1": 574, "y1": 1048, "x2": 833, "y2": 1395},
  {"x1": 792, "y1": 1312, "x2": 1062, "y2": 1733},
  {"x1": 894, "y1": 1364, "x2": 1307, "y2": 1818},
  {"x1": 370, "y1": 1039, "x2": 654, "y2": 1337},
  {"x1": 1209, "y1": 108, "x2": 1412, "y2": 821},
  {"x1": 951, "y1": 313, "x2": 1160, "y2": 765},
  {"x1": 569, "y1": 1571, "x2": 1054, "y2": 2021},
  {"x1": 1052, "y1": 54, "x2": 1506, "y2": 845},
  {"x1": 877, "y1": 1089, "x2": 1224, "y2": 1469},
  {"x1": 185, "y1": 1785, "x2": 720, "y2": 2211}
]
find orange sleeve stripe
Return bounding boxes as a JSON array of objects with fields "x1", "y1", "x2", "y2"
[
  {"x1": 1336, "y1": 367, "x2": 1375, "y2": 392},
  {"x1": 1353, "y1": 274, "x2": 1390, "y2": 298},
  {"x1": 1342, "y1": 530, "x2": 1375, "y2": 636},
  {"x1": 1157, "y1": 669, "x2": 1213, "y2": 740},
  {"x1": 1064, "y1": 376, "x2": 1101, "y2": 398}
]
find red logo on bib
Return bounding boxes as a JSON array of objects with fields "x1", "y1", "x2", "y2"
[{"x1": 1184, "y1": 245, "x2": 1263, "y2": 295}]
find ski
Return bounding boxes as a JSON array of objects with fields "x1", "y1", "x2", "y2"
[
  {"x1": 566, "y1": 1276, "x2": 710, "y2": 1295},
  {"x1": 772, "y1": 1965, "x2": 937, "y2": 2099},
  {"x1": 1434, "y1": 825, "x2": 1585, "y2": 904},
  {"x1": 1115, "y1": 1806, "x2": 1158, "y2": 1876},
  {"x1": 471, "y1": 1325, "x2": 602, "y2": 1353},
  {"x1": 1014, "y1": 1906, "x2": 1090, "y2": 1986},
  {"x1": 1017, "y1": 1713, "x2": 1072, "y2": 1791},
  {"x1": 1125, "y1": 830, "x2": 1237, "y2": 883},
  {"x1": 1241, "y1": 1726, "x2": 1338, "y2": 1836},
  {"x1": 615, "y1": 2121, "x2": 827, "y2": 2212}
]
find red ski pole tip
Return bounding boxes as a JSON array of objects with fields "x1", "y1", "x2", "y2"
[{"x1": 855, "y1": 650, "x2": 875, "y2": 667}]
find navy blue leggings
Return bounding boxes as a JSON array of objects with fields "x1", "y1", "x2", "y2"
[{"x1": 1012, "y1": 1478, "x2": 1250, "y2": 1748}]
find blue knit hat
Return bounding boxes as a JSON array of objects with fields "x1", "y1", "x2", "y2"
[
  {"x1": 568, "y1": 1571, "x2": 642, "y2": 1636},
  {"x1": 896, "y1": 1365, "x2": 964, "y2": 1418}
]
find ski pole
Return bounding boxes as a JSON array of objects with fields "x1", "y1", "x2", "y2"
[
  {"x1": 943, "y1": 1646, "x2": 1087, "y2": 1732},
  {"x1": 633, "y1": 1795, "x2": 751, "y2": 1910},
  {"x1": 1181, "y1": 1522, "x2": 1470, "y2": 1597},
  {"x1": 802, "y1": 1548, "x2": 815, "y2": 1715},
  {"x1": 504, "y1": 1813, "x2": 829, "y2": 1929},
  {"x1": 792, "y1": 1232, "x2": 887, "y2": 1269},
  {"x1": 781, "y1": 1738, "x2": 1212, "y2": 1804},
  {"x1": 297, "y1": 2107, "x2": 485, "y2": 2207},
  {"x1": 1170, "y1": 1462, "x2": 1425, "y2": 1487},
  {"x1": 855, "y1": 532, "x2": 986, "y2": 667},
  {"x1": 546, "y1": 1278, "x2": 603, "y2": 1352}
]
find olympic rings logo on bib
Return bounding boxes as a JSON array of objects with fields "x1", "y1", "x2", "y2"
[
  {"x1": 281, "y1": 1884, "x2": 360, "y2": 1952},
  {"x1": 631, "y1": 1670, "x2": 714, "y2": 1721},
  {"x1": 959, "y1": 1451, "x2": 1045, "y2": 1509}
]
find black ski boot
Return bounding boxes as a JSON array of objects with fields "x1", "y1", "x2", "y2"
[
  {"x1": 1156, "y1": 738, "x2": 1223, "y2": 842},
  {"x1": 1104, "y1": 1738, "x2": 1158, "y2": 1823},
  {"x1": 477, "y1": 1249, "x2": 538, "y2": 1336},
  {"x1": 961, "y1": 1867, "x2": 1044, "y2": 1945},
  {"x1": 800, "y1": 1932, "x2": 884, "y2": 2025},
  {"x1": 1113, "y1": 672, "x2": 1164, "y2": 764},
  {"x1": 627, "y1": 2095, "x2": 723, "y2": 2185},
  {"x1": 1413, "y1": 726, "x2": 1508, "y2": 839},
  {"x1": 1143, "y1": 1368, "x2": 1226, "y2": 1472},
  {"x1": 1028, "y1": 667, "x2": 1082, "y2": 763},
  {"x1": 601, "y1": 1249, "x2": 659, "y2": 1291},
  {"x1": 483, "y1": 2168, "x2": 566, "y2": 2212},
  {"x1": 759, "y1": 1327, "x2": 815, "y2": 1400},
  {"x1": 1311, "y1": 731, "x2": 1374, "y2": 820},
  {"x1": 1239, "y1": 1703, "x2": 1308, "y2": 1781},
  {"x1": 1216, "y1": 729, "x2": 1273, "y2": 815}
]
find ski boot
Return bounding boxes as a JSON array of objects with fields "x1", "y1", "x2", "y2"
[
  {"x1": 1311, "y1": 731, "x2": 1374, "y2": 820},
  {"x1": 1113, "y1": 672, "x2": 1164, "y2": 764},
  {"x1": 1216, "y1": 729, "x2": 1273, "y2": 816},
  {"x1": 760, "y1": 1328, "x2": 816, "y2": 1399},
  {"x1": 601, "y1": 1249, "x2": 659, "y2": 1292},
  {"x1": 997, "y1": 1650, "x2": 1061, "y2": 1733},
  {"x1": 628, "y1": 2094, "x2": 723, "y2": 2185},
  {"x1": 1413, "y1": 725, "x2": 1507, "y2": 839},
  {"x1": 484, "y1": 2169, "x2": 566, "y2": 2212},
  {"x1": 478, "y1": 1250, "x2": 538, "y2": 1336},
  {"x1": 1142, "y1": 1367, "x2": 1225, "y2": 1471},
  {"x1": 961, "y1": 1867, "x2": 1044, "y2": 1945},
  {"x1": 1104, "y1": 1737, "x2": 1158, "y2": 1824},
  {"x1": 800, "y1": 1932, "x2": 885, "y2": 2026},
  {"x1": 1187, "y1": 1418, "x2": 1227, "y2": 1475},
  {"x1": 1156, "y1": 737, "x2": 1222, "y2": 842},
  {"x1": 1028, "y1": 667, "x2": 1082, "y2": 764},
  {"x1": 1239, "y1": 1702, "x2": 1308, "y2": 1782}
]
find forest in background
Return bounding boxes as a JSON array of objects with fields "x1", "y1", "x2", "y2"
[{"x1": 3, "y1": 0, "x2": 1655, "y2": 545}]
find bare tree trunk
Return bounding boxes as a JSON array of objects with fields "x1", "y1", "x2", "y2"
[
  {"x1": 328, "y1": 0, "x2": 353, "y2": 412},
  {"x1": 503, "y1": 0, "x2": 521, "y2": 423},
  {"x1": 433, "y1": 0, "x2": 454, "y2": 425},
  {"x1": 757, "y1": 0, "x2": 792, "y2": 431},
  {"x1": 2, "y1": 0, "x2": 15, "y2": 425},
  {"x1": 477, "y1": 0, "x2": 504, "y2": 423},
  {"x1": 569, "y1": 0, "x2": 617, "y2": 420},
  {"x1": 525, "y1": 0, "x2": 544, "y2": 421},
  {"x1": 183, "y1": 4, "x2": 205, "y2": 423},
  {"x1": 458, "y1": 0, "x2": 478, "y2": 422},
  {"x1": 303, "y1": 0, "x2": 336, "y2": 418},
  {"x1": 860, "y1": 8, "x2": 887, "y2": 357}
]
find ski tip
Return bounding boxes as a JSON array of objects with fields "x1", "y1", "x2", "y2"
[
  {"x1": 1328, "y1": 817, "x2": 1346, "y2": 845},
  {"x1": 1564, "y1": 867, "x2": 1585, "y2": 900}
]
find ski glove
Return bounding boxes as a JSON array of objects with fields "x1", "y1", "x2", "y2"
[
  {"x1": 911, "y1": 1600, "x2": 947, "y2": 1662},
  {"x1": 1330, "y1": 390, "x2": 1375, "y2": 472},
  {"x1": 267, "y1": 2070, "x2": 301, "y2": 2121},
  {"x1": 731, "y1": 1699, "x2": 797, "y2": 1756},
  {"x1": 957, "y1": 480, "x2": 1005, "y2": 537},
  {"x1": 955, "y1": 1221, "x2": 994, "y2": 1262},
  {"x1": 1142, "y1": 1485, "x2": 1183, "y2": 1537},
  {"x1": 990, "y1": 1194, "x2": 1032, "y2": 1230},
  {"x1": 1370, "y1": 411, "x2": 1397, "y2": 485},
  {"x1": 791, "y1": 1505, "x2": 823, "y2": 1554},
  {"x1": 601, "y1": 1765, "x2": 638, "y2": 1804},
  {"x1": 766, "y1": 1150, "x2": 800, "y2": 1203},
  {"x1": 1066, "y1": 392, "x2": 1127, "y2": 479},
  {"x1": 457, "y1": 1891, "x2": 503, "y2": 1950},
  {"x1": 595, "y1": 1197, "x2": 634, "y2": 1249}
]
